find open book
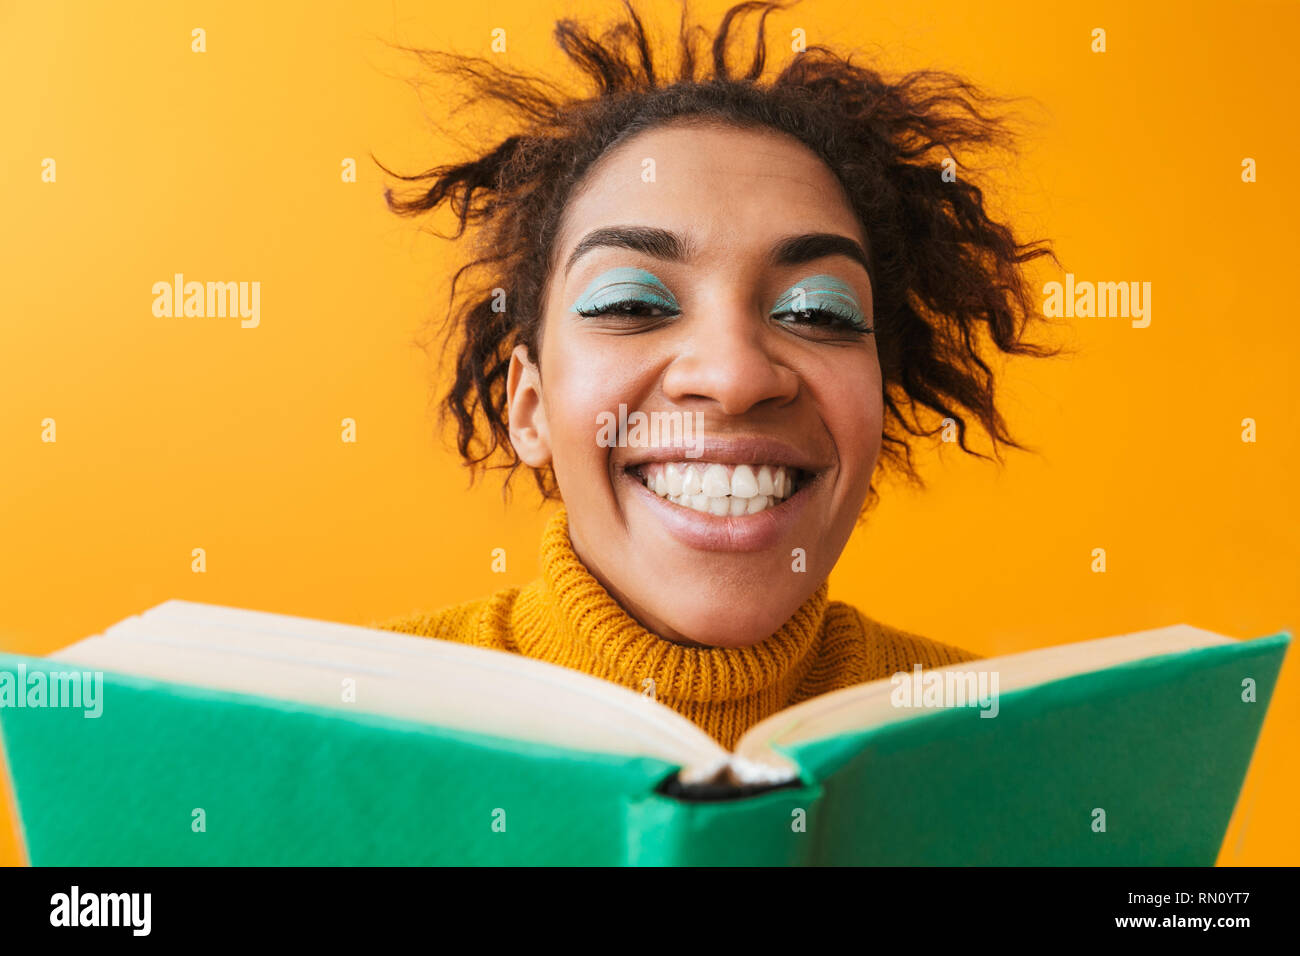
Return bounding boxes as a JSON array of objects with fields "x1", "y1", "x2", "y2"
[{"x1": 0, "y1": 600, "x2": 1288, "y2": 865}]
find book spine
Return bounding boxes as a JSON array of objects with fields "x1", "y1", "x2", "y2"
[{"x1": 623, "y1": 782, "x2": 825, "y2": 866}]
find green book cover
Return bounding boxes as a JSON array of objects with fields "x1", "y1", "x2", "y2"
[{"x1": 0, "y1": 630, "x2": 1287, "y2": 865}]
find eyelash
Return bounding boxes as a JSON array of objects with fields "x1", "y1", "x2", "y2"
[
  {"x1": 577, "y1": 299, "x2": 872, "y2": 335},
  {"x1": 574, "y1": 299, "x2": 677, "y2": 320},
  {"x1": 772, "y1": 306, "x2": 873, "y2": 334}
]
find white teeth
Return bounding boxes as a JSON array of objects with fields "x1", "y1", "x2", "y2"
[
  {"x1": 665, "y1": 463, "x2": 684, "y2": 496},
  {"x1": 730, "y1": 464, "x2": 758, "y2": 498},
  {"x1": 701, "y1": 463, "x2": 731, "y2": 497},
  {"x1": 681, "y1": 465, "x2": 703, "y2": 497},
  {"x1": 632, "y1": 461, "x2": 803, "y2": 517}
]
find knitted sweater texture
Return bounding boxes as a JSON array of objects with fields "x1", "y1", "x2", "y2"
[{"x1": 376, "y1": 507, "x2": 980, "y2": 750}]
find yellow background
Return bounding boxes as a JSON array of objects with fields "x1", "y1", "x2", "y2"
[{"x1": 1, "y1": 0, "x2": 1296, "y2": 865}]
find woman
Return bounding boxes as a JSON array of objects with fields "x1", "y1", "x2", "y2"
[{"x1": 374, "y1": 0, "x2": 1055, "y2": 751}]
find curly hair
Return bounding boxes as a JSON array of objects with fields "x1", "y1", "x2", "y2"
[{"x1": 377, "y1": 0, "x2": 1059, "y2": 505}]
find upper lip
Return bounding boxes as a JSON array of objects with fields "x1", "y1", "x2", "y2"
[{"x1": 619, "y1": 435, "x2": 829, "y2": 473}]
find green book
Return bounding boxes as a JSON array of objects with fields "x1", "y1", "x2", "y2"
[{"x1": 0, "y1": 600, "x2": 1288, "y2": 865}]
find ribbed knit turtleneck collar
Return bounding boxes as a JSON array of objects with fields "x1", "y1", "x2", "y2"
[{"x1": 511, "y1": 507, "x2": 830, "y2": 709}]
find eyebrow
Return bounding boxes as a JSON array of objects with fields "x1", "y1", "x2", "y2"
[{"x1": 562, "y1": 226, "x2": 873, "y2": 281}]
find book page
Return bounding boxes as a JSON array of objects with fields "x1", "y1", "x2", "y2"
[
  {"x1": 730, "y1": 625, "x2": 1233, "y2": 779},
  {"x1": 51, "y1": 601, "x2": 730, "y2": 774}
]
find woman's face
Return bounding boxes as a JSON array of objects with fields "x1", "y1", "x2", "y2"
[{"x1": 507, "y1": 121, "x2": 884, "y2": 647}]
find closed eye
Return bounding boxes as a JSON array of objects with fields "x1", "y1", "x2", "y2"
[
  {"x1": 772, "y1": 305, "x2": 874, "y2": 335},
  {"x1": 574, "y1": 298, "x2": 680, "y2": 320}
]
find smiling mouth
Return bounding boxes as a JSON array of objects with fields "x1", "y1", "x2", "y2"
[{"x1": 626, "y1": 462, "x2": 808, "y2": 516}]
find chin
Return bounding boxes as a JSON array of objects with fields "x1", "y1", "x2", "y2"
[{"x1": 654, "y1": 587, "x2": 805, "y2": 648}]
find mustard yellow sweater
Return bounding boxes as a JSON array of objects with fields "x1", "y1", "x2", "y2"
[{"x1": 375, "y1": 507, "x2": 981, "y2": 751}]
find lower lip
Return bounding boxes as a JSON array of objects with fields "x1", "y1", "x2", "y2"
[{"x1": 620, "y1": 468, "x2": 816, "y2": 553}]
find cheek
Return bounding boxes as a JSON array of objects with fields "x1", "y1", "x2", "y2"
[
  {"x1": 817, "y1": 351, "x2": 885, "y2": 479},
  {"x1": 540, "y1": 332, "x2": 645, "y2": 484}
]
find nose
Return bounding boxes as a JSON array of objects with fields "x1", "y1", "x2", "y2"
[{"x1": 660, "y1": 302, "x2": 800, "y2": 415}]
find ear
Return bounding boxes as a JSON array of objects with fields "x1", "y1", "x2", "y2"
[{"x1": 506, "y1": 343, "x2": 551, "y2": 467}]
